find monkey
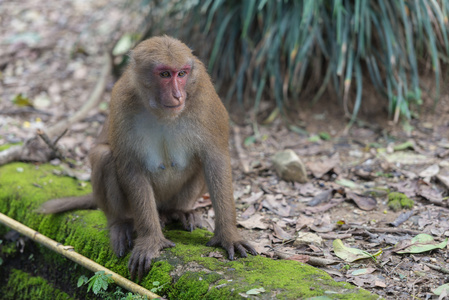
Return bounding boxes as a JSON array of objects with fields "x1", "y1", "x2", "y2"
[{"x1": 40, "y1": 35, "x2": 257, "y2": 280}]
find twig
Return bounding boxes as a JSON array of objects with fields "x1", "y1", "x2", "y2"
[
  {"x1": 340, "y1": 224, "x2": 422, "y2": 236},
  {"x1": 37, "y1": 129, "x2": 65, "y2": 160},
  {"x1": 0, "y1": 107, "x2": 53, "y2": 116},
  {"x1": 232, "y1": 126, "x2": 250, "y2": 173},
  {"x1": 318, "y1": 233, "x2": 352, "y2": 240},
  {"x1": 0, "y1": 53, "x2": 112, "y2": 165},
  {"x1": 53, "y1": 128, "x2": 68, "y2": 145},
  {"x1": 0, "y1": 212, "x2": 160, "y2": 299},
  {"x1": 424, "y1": 263, "x2": 449, "y2": 274}
]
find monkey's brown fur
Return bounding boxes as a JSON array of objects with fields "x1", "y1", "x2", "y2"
[{"x1": 40, "y1": 36, "x2": 257, "y2": 280}]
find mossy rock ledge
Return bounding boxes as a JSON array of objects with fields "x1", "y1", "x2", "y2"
[{"x1": 0, "y1": 163, "x2": 379, "y2": 299}]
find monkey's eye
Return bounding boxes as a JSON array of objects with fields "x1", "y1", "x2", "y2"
[
  {"x1": 178, "y1": 70, "x2": 187, "y2": 77},
  {"x1": 159, "y1": 71, "x2": 170, "y2": 78}
]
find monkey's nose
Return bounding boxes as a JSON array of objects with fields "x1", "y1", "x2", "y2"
[{"x1": 172, "y1": 90, "x2": 182, "y2": 100}]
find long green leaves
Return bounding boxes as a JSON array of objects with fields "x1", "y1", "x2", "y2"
[{"x1": 145, "y1": 0, "x2": 449, "y2": 121}]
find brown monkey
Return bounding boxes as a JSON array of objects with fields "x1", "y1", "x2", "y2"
[{"x1": 40, "y1": 35, "x2": 257, "y2": 280}]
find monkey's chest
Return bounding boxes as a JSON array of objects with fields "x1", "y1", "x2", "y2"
[
  {"x1": 132, "y1": 113, "x2": 197, "y2": 174},
  {"x1": 143, "y1": 139, "x2": 192, "y2": 173}
]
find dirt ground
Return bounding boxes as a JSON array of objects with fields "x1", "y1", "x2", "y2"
[{"x1": 1, "y1": 1, "x2": 449, "y2": 299}]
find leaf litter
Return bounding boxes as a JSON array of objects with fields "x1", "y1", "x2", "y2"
[{"x1": 1, "y1": 2, "x2": 449, "y2": 299}]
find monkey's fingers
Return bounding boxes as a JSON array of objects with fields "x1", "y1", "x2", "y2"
[
  {"x1": 164, "y1": 239, "x2": 176, "y2": 248},
  {"x1": 128, "y1": 251, "x2": 151, "y2": 281},
  {"x1": 240, "y1": 241, "x2": 258, "y2": 256},
  {"x1": 228, "y1": 241, "x2": 258, "y2": 260},
  {"x1": 187, "y1": 213, "x2": 194, "y2": 232},
  {"x1": 226, "y1": 245, "x2": 235, "y2": 260},
  {"x1": 178, "y1": 212, "x2": 191, "y2": 232},
  {"x1": 139, "y1": 254, "x2": 153, "y2": 281},
  {"x1": 126, "y1": 228, "x2": 133, "y2": 249},
  {"x1": 128, "y1": 253, "x2": 138, "y2": 280},
  {"x1": 129, "y1": 238, "x2": 176, "y2": 280},
  {"x1": 207, "y1": 237, "x2": 257, "y2": 260},
  {"x1": 177, "y1": 211, "x2": 201, "y2": 232},
  {"x1": 159, "y1": 214, "x2": 169, "y2": 228},
  {"x1": 110, "y1": 222, "x2": 133, "y2": 257},
  {"x1": 236, "y1": 243, "x2": 248, "y2": 258}
]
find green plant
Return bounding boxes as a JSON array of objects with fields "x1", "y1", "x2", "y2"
[
  {"x1": 150, "y1": 281, "x2": 167, "y2": 294},
  {"x1": 77, "y1": 271, "x2": 149, "y2": 299},
  {"x1": 144, "y1": 0, "x2": 449, "y2": 123},
  {"x1": 77, "y1": 271, "x2": 114, "y2": 295}
]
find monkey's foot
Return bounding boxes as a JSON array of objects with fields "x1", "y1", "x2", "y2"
[
  {"x1": 206, "y1": 235, "x2": 258, "y2": 260},
  {"x1": 159, "y1": 210, "x2": 203, "y2": 232},
  {"x1": 109, "y1": 221, "x2": 133, "y2": 257},
  {"x1": 128, "y1": 237, "x2": 175, "y2": 281}
]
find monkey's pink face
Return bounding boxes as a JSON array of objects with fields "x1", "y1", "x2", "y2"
[{"x1": 154, "y1": 64, "x2": 191, "y2": 114}]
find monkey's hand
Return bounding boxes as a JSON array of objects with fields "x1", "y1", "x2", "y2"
[
  {"x1": 128, "y1": 236, "x2": 175, "y2": 281},
  {"x1": 160, "y1": 210, "x2": 203, "y2": 232},
  {"x1": 206, "y1": 234, "x2": 258, "y2": 260}
]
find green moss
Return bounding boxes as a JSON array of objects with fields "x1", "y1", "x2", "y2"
[
  {"x1": 0, "y1": 162, "x2": 379, "y2": 299},
  {"x1": 142, "y1": 261, "x2": 174, "y2": 295},
  {"x1": 0, "y1": 143, "x2": 23, "y2": 151},
  {"x1": 1, "y1": 239, "x2": 18, "y2": 256},
  {"x1": 166, "y1": 229, "x2": 219, "y2": 270},
  {"x1": 3, "y1": 269, "x2": 73, "y2": 300},
  {"x1": 388, "y1": 192, "x2": 414, "y2": 211},
  {"x1": 164, "y1": 229, "x2": 378, "y2": 299},
  {"x1": 169, "y1": 271, "x2": 222, "y2": 299}
]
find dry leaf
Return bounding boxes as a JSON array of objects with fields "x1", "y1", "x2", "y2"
[
  {"x1": 273, "y1": 223, "x2": 293, "y2": 240},
  {"x1": 346, "y1": 191, "x2": 377, "y2": 211},
  {"x1": 242, "y1": 191, "x2": 264, "y2": 204},
  {"x1": 307, "y1": 189, "x2": 333, "y2": 207},
  {"x1": 241, "y1": 204, "x2": 256, "y2": 219},
  {"x1": 306, "y1": 153, "x2": 340, "y2": 178},
  {"x1": 237, "y1": 214, "x2": 268, "y2": 230},
  {"x1": 296, "y1": 214, "x2": 315, "y2": 230}
]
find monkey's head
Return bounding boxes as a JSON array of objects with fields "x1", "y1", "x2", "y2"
[{"x1": 130, "y1": 36, "x2": 199, "y2": 118}]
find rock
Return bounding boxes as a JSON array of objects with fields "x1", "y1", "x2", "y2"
[
  {"x1": 293, "y1": 232, "x2": 323, "y2": 247},
  {"x1": 272, "y1": 150, "x2": 308, "y2": 183}
]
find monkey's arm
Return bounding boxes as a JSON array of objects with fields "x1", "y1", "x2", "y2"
[
  {"x1": 202, "y1": 149, "x2": 258, "y2": 259},
  {"x1": 116, "y1": 162, "x2": 175, "y2": 280}
]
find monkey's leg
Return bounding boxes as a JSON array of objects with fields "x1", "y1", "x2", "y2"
[
  {"x1": 203, "y1": 151, "x2": 258, "y2": 259},
  {"x1": 89, "y1": 144, "x2": 134, "y2": 257},
  {"x1": 116, "y1": 162, "x2": 175, "y2": 281},
  {"x1": 159, "y1": 172, "x2": 207, "y2": 232}
]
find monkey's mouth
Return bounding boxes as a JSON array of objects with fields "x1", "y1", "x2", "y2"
[{"x1": 163, "y1": 104, "x2": 183, "y2": 109}]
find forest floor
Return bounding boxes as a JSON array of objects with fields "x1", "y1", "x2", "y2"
[{"x1": 1, "y1": 1, "x2": 449, "y2": 299}]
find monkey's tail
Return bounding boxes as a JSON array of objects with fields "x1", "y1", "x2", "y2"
[{"x1": 38, "y1": 193, "x2": 97, "y2": 214}]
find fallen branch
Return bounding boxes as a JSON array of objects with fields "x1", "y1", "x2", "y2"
[
  {"x1": 0, "y1": 212, "x2": 159, "y2": 299},
  {"x1": 0, "y1": 144, "x2": 23, "y2": 165},
  {"x1": 0, "y1": 53, "x2": 112, "y2": 165}
]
